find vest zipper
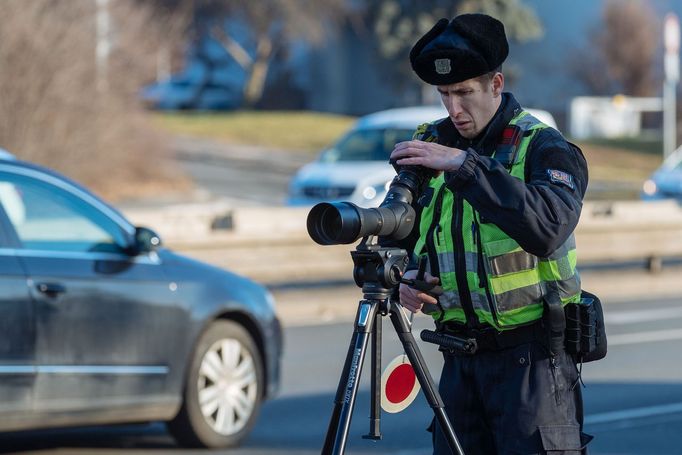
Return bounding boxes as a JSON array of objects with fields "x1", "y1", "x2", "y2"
[
  {"x1": 453, "y1": 194, "x2": 478, "y2": 327},
  {"x1": 472, "y1": 218, "x2": 500, "y2": 325},
  {"x1": 471, "y1": 221, "x2": 485, "y2": 287},
  {"x1": 425, "y1": 186, "x2": 446, "y2": 279}
]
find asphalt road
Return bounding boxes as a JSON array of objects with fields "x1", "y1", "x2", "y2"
[
  {"x1": 3, "y1": 295, "x2": 682, "y2": 454},
  {"x1": 172, "y1": 137, "x2": 309, "y2": 206}
]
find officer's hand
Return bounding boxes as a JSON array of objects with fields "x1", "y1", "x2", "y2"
[
  {"x1": 399, "y1": 269, "x2": 440, "y2": 314},
  {"x1": 391, "y1": 140, "x2": 467, "y2": 172}
]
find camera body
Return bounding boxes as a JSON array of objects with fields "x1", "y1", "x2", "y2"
[{"x1": 306, "y1": 166, "x2": 432, "y2": 245}]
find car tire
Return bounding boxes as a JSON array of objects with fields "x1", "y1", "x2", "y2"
[{"x1": 168, "y1": 320, "x2": 263, "y2": 448}]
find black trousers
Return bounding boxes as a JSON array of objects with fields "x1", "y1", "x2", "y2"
[{"x1": 432, "y1": 340, "x2": 591, "y2": 455}]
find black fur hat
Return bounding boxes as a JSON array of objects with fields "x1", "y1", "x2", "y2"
[{"x1": 409, "y1": 13, "x2": 509, "y2": 85}]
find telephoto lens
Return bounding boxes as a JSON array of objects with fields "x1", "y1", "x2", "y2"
[{"x1": 306, "y1": 167, "x2": 427, "y2": 245}]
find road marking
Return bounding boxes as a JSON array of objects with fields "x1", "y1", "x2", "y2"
[
  {"x1": 585, "y1": 401, "x2": 682, "y2": 425},
  {"x1": 606, "y1": 307, "x2": 682, "y2": 325},
  {"x1": 608, "y1": 328, "x2": 682, "y2": 346}
]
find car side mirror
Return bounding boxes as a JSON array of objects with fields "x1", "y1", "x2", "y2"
[{"x1": 132, "y1": 226, "x2": 162, "y2": 255}]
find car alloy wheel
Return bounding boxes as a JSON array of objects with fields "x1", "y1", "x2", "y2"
[
  {"x1": 197, "y1": 337, "x2": 258, "y2": 435},
  {"x1": 168, "y1": 320, "x2": 263, "y2": 448}
]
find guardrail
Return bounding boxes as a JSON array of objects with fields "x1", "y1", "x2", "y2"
[
  {"x1": 123, "y1": 200, "x2": 682, "y2": 282},
  {"x1": 576, "y1": 200, "x2": 682, "y2": 270}
]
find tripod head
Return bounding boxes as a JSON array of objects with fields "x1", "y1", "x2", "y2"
[
  {"x1": 351, "y1": 235, "x2": 446, "y2": 303},
  {"x1": 351, "y1": 236, "x2": 409, "y2": 300}
]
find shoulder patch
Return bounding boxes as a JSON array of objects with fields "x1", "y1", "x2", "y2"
[{"x1": 547, "y1": 169, "x2": 575, "y2": 190}]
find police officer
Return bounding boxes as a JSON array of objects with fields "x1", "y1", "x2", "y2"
[{"x1": 390, "y1": 13, "x2": 592, "y2": 454}]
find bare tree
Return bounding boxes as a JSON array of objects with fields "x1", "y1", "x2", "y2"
[
  {"x1": 601, "y1": 0, "x2": 659, "y2": 96},
  {"x1": 572, "y1": 0, "x2": 659, "y2": 96},
  {"x1": 0, "y1": 0, "x2": 189, "y2": 200}
]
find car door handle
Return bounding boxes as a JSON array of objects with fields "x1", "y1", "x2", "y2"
[{"x1": 35, "y1": 282, "x2": 67, "y2": 296}]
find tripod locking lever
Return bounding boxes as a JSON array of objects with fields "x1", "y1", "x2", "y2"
[{"x1": 400, "y1": 278, "x2": 444, "y2": 296}]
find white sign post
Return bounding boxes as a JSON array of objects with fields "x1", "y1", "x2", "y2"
[{"x1": 664, "y1": 13, "x2": 680, "y2": 159}]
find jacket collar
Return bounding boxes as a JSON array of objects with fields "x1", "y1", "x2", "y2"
[{"x1": 436, "y1": 92, "x2": 522, "y2": 156}]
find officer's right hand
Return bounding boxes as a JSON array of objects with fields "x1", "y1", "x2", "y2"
[
  {"x1": 391, "y1": 140, "x2": 467, "y2": 172},
  {"x1": 399, "y1": 269, "x2": 440, "y2": 313}
]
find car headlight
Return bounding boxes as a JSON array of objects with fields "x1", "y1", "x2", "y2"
[
  {"x1": 361, "y1": 180, "x2": 392, "y2": 201},
  {"x1": 361, "y1": 186, "x2": 377, "y2": 200},
  {"x1": 642, "y1": 179, "x2": 657, "y2": 196}
]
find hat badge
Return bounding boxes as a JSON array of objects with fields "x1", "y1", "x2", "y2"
[{"x1": 434, "y1": 58, "x2": 451, "y2": 75}]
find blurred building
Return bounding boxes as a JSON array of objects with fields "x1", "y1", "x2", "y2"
[
  {"x1": 152, "y1": 0, "x2": 682, "y2": 126},
  {"x1": 307, "y1": 0, "x2": 682, "y2": 126},
  {"x1": 304, "y1": 24, "x2": 420, "y2": 116},
  {"x1": 570, "y1": 96, "x2": 663, "y2": 139},
  {"x1": 305, "y1": 0, "x2": 606, "y2": 118}
]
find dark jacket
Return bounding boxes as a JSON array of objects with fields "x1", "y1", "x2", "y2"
[{"x1": 404, "y1": 92, "x2": 588, "y2": 258}]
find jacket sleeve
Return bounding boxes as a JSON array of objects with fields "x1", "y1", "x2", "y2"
[{"x1": 445, "y1": 128, "x2": 588, "y2": 257}]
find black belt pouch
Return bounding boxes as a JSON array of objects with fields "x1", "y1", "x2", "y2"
[{"x1": 564, "y1": 290, "x2": 607, "y2": 362}]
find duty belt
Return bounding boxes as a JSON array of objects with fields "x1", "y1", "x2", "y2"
[{"x1": 437, "y1": 320, "x2": 545, "y2": 353}]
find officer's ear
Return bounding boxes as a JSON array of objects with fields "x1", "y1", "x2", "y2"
[{"x1": 491, "y1": 72, "x2": 504, "y2": 98}]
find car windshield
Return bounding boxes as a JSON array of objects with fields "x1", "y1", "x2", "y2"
[{"x1": 320, "y1": 128, "x2": 415, "y2": 163}]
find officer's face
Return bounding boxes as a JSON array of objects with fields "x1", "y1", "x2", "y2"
[{"x1": 437, "y1": 72, "x2": 504, "y2": 139}]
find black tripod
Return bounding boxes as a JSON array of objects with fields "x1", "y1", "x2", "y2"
[{"x1": 321, "y1": 237, "x2": 466, "y2": 455}]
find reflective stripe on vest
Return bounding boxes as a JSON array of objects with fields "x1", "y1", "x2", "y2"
[{"x1": 414, "y1": 111, "x2": 581, "y2": 330}]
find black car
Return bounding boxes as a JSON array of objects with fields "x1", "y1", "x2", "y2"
[{"x1": 0, "y1": 156, "x2": 282, "y2": 448}]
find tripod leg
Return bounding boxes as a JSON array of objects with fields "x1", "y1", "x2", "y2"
[
  {"x1": 389, "y1": 303, "x2": 465, "y2": 455},
  {"x1": 363, "y1": 313, "x2": 382, "y2": 440},
  {"x1": 322, "y1": 299, "x2": 379, "y2": 455}
]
